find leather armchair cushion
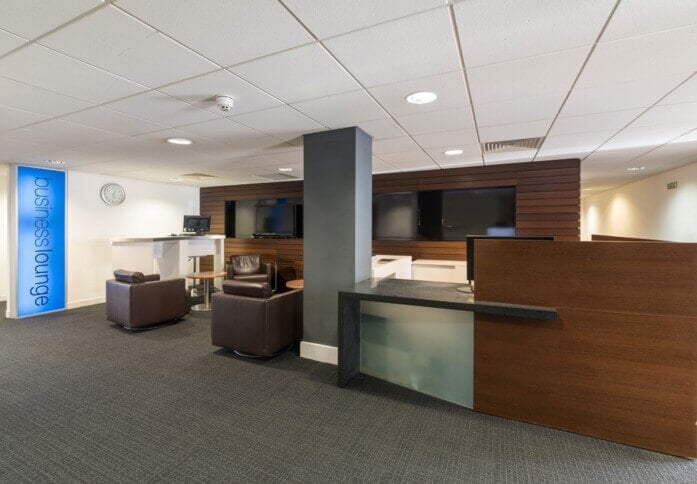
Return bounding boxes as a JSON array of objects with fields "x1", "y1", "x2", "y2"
[
  {"x1": 230, "y1": 255, "x2": 261, "y2": 275},
  {"x1": 114, "y1": 269, "x2": 145, "y2": 284},
  {"x1": 222, "y1": 280, "x2": 272, "y2": 298}
]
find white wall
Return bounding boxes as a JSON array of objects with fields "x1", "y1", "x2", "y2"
[
  {"x1": 0, "y1": 165, "x2": 9, "y2": 302},
  {"x1": 67, "y1": 171, "x2": 199, "y2": 308},
  {"x1": 581, "y1": 161, "x2": 697, "y2": 242}
]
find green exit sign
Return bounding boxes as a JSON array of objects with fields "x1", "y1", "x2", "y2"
[{"x1": 667, "y1": 181, "x2": 678, "y2": 190}]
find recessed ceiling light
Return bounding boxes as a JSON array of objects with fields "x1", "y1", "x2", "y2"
[
  {"x1": 627, "y1": 166, "x2": 646, "y2": 172},
  {"x1": 406, "y1": 91, "x2": 437, "y2": 104},
  {"x1": 46, "y1": 160, "x2": 66, "y2": 165},
  {"x1": 166, "y1": 137, "x2": 193, "y2": 145},
  {"x1": 277, "y1": 167, "x2": 293, "y2": 172},
  {"x1": 170, "y1": 177, "x2": 182, "y2": 182},
  {"x1": 444, "y1": 149, "x2": 464, "y2": 156}
]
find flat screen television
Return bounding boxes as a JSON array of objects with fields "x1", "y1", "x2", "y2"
[
  {"x1": 182, "y1": 215, "x2": 210, "y2": 235},
  {"x1": 372, "y1": 187, "x2": 516, "y2": 241},
  {"x1": 254, "y1": 204, "x2": 300, "y2": 238}
]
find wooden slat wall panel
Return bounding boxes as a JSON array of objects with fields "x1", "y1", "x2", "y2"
[
  {"x1": 200, "y1": 159, "x2": 580, "y2": 270},
  {"x1": 473, "y1": 240, "x2": 697, "y2": 458}
]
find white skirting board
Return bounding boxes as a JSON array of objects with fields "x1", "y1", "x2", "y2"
[
  {"x1": 67, "y1": 296, "x2": 106, "y2": 309},
  {"x1": 300, "y1": 340, "x2": 338, "y2": 365}
]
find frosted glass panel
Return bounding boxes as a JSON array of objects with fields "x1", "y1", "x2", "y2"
[{"x1": 360, "y1": 301, "x2": 473, "y2": 408}]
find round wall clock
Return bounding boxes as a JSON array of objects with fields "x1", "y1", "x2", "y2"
[{"x1": 100, "y1": 183, "x2": 126, "y2": 206}]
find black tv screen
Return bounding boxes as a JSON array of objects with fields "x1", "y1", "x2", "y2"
[
  {"x1": 372, "y1": 187, "x2": 516, "y2": 241},
  {"x1": 255, "y1": 204, "x2": 295, "y2": 236}
]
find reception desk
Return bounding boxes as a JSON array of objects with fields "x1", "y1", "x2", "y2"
[{"x1": 110, "y1": 235, "x2": 225, "y2": 279}]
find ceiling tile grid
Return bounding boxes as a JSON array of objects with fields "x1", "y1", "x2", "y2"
[{"x1": 0, "y1": 0, "x2": 695, "y2": 189}]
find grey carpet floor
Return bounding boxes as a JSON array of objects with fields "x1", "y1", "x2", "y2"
[{"x1": 0, "y1": 302, "x2": 695, "y2": 483}]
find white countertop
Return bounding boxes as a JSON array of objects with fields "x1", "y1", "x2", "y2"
[{"x1": 111, "y1": 234, "x2": 225, "y2": 244}]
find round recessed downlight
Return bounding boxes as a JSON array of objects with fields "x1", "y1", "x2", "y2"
[
  {"x1": 406, "y1": 91, "x2": 437, "y2": 104},
  {"x1": 627, "y1": 166, "x2": 646, "y2": 172},
  {"x1": 46, "y1": 159, "x2": 66, "y2": 164},
  {"x1": 166, "y1": 137, "x2": 193, "y2": 145},
  {"x1": 277, "y1": 167, "x2": 293, "y2": 172},
  {"x1": 444, "y1": 149, "x2": 464, "y2": 156},
  {"x1": 170, "y1": 177, "x2": 183, "y2": 182}
]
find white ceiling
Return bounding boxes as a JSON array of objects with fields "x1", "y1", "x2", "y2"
[{"x1": 0, "y1": 0, "x2": 696, "y2": 192}]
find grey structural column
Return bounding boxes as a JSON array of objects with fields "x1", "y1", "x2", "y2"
[{"x1": 303, "y1": 127, "x2": 372, "y2": 348}]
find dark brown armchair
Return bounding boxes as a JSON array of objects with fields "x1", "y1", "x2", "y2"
[
  {"x1": 227, "y1": 255, "x2": 273, "y2": 285},
  {"x1": 106, "y1": 270, "x2": 189, "y2": 330},
  {"x1": 211, "y1": 280, "x2": 302, "y2": 357}
]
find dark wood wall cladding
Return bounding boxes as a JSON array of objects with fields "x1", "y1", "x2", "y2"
[
  {"x1": 591, "y1": 234, "x2": 665, "y2": 242},
  {"x1": 473, "y1": 240, "x2": 697, "y2": 458},
  {"x1": 200, "y1": 158, "x2": 580, "y2": 272}
]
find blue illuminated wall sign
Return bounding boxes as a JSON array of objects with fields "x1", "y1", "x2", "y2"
[{"x1": 17, "y1": 166, "x2": 66, "y2": 317}]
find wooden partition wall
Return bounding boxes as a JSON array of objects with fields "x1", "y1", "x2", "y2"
[
  {"x1": 200, "y1": 158, "x2": 580, "y2": 273},
  {"x1": 473, "y1": 240, "x2": 697, "y2": 458}
]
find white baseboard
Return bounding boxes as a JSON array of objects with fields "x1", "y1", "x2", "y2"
[
  {"x1": 300, "y1": 340, "x2": 338, "y2": 365},
  {"x1": 67, "y1": 296, "x2": 105, "y2": 309},
  {"x1": 0, "y1": 296, "x2": 6, "y2": 302}
]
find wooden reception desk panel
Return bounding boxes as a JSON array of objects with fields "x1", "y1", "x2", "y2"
[{"x1": 473, "y1": 241, "x2": 697, "y2": 458}]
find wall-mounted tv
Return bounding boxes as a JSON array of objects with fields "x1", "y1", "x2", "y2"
[
  {"x1": 254, "y1": 204, "x2": 302, "y2": 238},
  {"x1": 373, "y1": 187, "x2": 516, "y2": 241}
]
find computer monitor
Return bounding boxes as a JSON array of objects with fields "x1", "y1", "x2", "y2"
[
  {"x1": 183, "y1": 215, "x2": 211, "y2": 236},
  {"x1": 458, "y1": 235, "x2": 555, "y2": 293}
]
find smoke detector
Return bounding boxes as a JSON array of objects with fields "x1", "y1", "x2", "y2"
[{"x1": 215, "y1": 95, "x2": 234, "y2": 112}]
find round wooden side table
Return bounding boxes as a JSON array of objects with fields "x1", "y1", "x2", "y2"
[
  {"x1": 285, "y1": 279, "x2": 304, "y2": 290},
  {"x1": 186, "y1": 271, "x2": 226, "y2": 311}
]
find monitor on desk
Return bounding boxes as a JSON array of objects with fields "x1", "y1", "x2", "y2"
[{"x1": 183, "y1": 215, "x2": 211, "y2": 236}]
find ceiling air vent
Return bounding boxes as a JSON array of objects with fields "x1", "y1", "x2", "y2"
[
  {"x1": 482, "y1": 136, "x2": 545, "y2": 154},
  {"x1": 181, "y1": 173, "x2": 217, "y2": 180},
  {"x1": 253, "y1": 173, "x2": 299, "y2": 182}
]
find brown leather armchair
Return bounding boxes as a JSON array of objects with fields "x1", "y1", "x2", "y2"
[
  {"x1": 106, "y1": 270, "x2": 189, "y2": 330},
  {"x1": 227, "y1": 255, "x2": 273, "y2": 285},
  {"x1": 211, "y1": 280, "x2": 302, "y2": 357}
]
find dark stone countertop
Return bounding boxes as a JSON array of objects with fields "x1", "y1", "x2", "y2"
[{"x1": 339, "y1": 278, "x2": 557, "y2": 320}]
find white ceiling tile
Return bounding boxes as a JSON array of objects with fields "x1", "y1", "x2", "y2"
[
  {"x1": 396, "y1": 107, "x2": 474, "y2": 136},
  {"x1": 0, "y1": 0, "x2": 103, "y2": 39},
  {"x1": 412, "y1": 129, "x2": 479, "y2": 149},
  {"x1": 583, "y1": 145, "x2": 656, "y2": 166},
  {"x1": 549, "y1": 109, "x2": 644, "y2": 136},
  {"x1": 0, "y1": 105, "x2": 48, "y2": 132},
  {"x1": 454, "y1": 0, "x2": 613, "y2": 67},
  {"x1": 479, "y1": 120, "x2": 551, "y2": 143},
  {"x1": 603, "y1": 123, "x2": 696, "y2": 151},
  {"x1": 292, "y1": 90, "x2": 387, "y2": 128},
  {"x1": 439, "y1": 158, "x2": 484, "y2": 168},
  {"x1": 379, "y1": 150, "x2": 436, "y2": 167},
  {"x1": 105, "y1": 91, "x2": 219, "y2": 127},
  {"x1": 230, "y1": 43, "x2": 359, "y2": 103},
  {"x1": 368, "y1": 70, "x2": 468, "y2": 117},
  {"x1": 602, "y1": 0, "x2": 697, "y2": 42},
  {"x1": 356, "y1": 118, "x2": 407, "y2": 140},
  {"x1": 0, "y1": 77, "x2": 91, "y2": 117},
  {"x1": 467, "y1": 47, "x2": 588, "y2": 105},
  {"x1": 40, "y1": 6, "x2": 217, "y2": 88},
  {"x1": 373, "y1": 137, "x2": 420, "y2": 155},
  {"x1": 562, "y1": 75, "x2": 688, "y2": 116},
  {"x1": 231, "y1": 106, "x2": 325, "y2": 143},
  {"x1": 115, "y1": 0, "x2": 313, "y2": 66},
  {"x1": 60, "y1": 107, "x2": 169, "y2": 136},
  {"x1": 9, "y1": 119, "x2": 122, "y2": 151},
  {"x1": 630, "y1": 102, "x2": 697, "y2": 128},
  {"x1": 658, "y1": 74, "x2": 697, "y2": 105},
  {"x1": 283, "y1": 0, "x2": 443, "y2": 39},
  {"x1": 475, "y1": 93, "x2": 564, "y2": 126},
  {"x1": 425, "y1": 144, "x2": 481, "y2": 164},
  {"x1": 177, "y1": 118, "x2": 288, "y2": 157},
  {"x1": 0, "y1": 44, "x2": 146, "y2": 103},
  {"x1": 0, "y1": 28, "x2": 26, "y2": 55},
  {"x1": 160, "y1": 70, "x2": 282, "y2": 115},
  {"x1": 484, "y1": 151, "x2": 535, "y2": 165},
  {"x1": 324, "y1": 8, "x2": 460, "y2": 87},
  {"x1": 536, "y1": 130, "x2": 616, "y2": 159},
  {"x1": 372, "y1": 158, "x2": 398, "y2": 174},
  {"x1": 577, "y1": 26, "x2": 697, "y2": 89},
  {"x1": 0, "y1": 132, "x2": 44, "y2": 160}
]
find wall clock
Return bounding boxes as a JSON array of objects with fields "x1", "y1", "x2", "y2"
[{"x1": 100, "y1": 183, "x2": 126, "y2": 206}]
